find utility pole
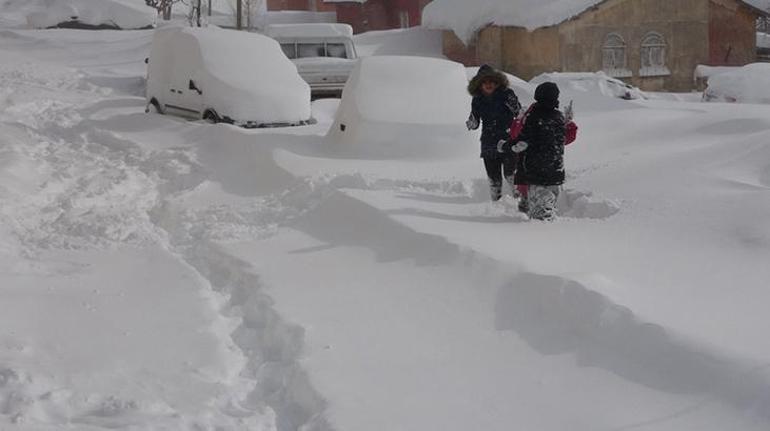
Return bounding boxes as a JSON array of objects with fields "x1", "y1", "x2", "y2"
[
  {"x1": 208, "y1": 0, "x2": 212, "y2": 16},
  {"x1": 236, "y1": 0, "x2": 242, "y2": 30}
]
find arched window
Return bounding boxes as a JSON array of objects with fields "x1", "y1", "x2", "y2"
[
  {"x1": 640, "y1": 32, "x2": 670, "y2": 76},
  {"x1": 602, "y1": 33, "x2": 630, "y2": 77}
]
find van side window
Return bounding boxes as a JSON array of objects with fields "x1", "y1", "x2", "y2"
[
  {"x1": 298, "y1": 43, "x2": 325, "y2": 58},
  {"x1": 280, "y1": 43, "x2": 297, "y2": 59},
  {"x1": 326, "y1": 43, "x2": 347, "y2": 59}
]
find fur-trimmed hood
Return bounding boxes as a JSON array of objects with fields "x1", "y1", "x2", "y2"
[{"x1": 467, "y1": 64, "x2": 510, "y2": 96}]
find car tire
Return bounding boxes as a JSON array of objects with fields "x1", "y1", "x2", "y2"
[
  {"x1": 203, "y1": 109, "x2": 220, "y2": 124},
  {"x1": 147, "y1": 98, "x2": 164, "y2": 114}
]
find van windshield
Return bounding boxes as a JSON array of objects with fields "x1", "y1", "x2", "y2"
[
  {"x1": 280, "y1": 43, "x2": 297, "y2": 59},
  {"x1": 298, "y1": 43, "x2": 325, "y2": 58},
  {"x1": 326, "y1": 43, "x2": 347, "y2": 58},
  {"x1": 281, "y1": 42, "x2": 351, "y2": 59}
]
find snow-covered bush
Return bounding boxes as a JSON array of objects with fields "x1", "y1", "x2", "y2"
[
  {"x1": 326, "y1": 56, "x2": 475, "y2": 159},
  {"x1": 26, "y1": 0, "x2": 156, "y2": 30},
  {"x1": 702, "y1": 63, "x2": 770, "y2": 104}
]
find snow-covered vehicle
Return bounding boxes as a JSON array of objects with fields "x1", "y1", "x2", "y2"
[
  {"x1": 265, "y1": 23, "x2": 358, "y2": 98},
  {"x1": 530, "y1": 72, "x2": 646, "y2": 100},
  {"x1": 327, "y1": 56, "x2": 475, "y2": 158},
  {"x1": 145, "y1": 26, "x2": 312, "y2": 128},
  {"x1": 702, "y1": 63, "x2": 770, "y2": 104},
  {"x1": 26, "y1": 0, "x2": 155, "y2": 30}
]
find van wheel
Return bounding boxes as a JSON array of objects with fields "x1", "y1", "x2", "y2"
[
  {"x1": 147, "y1": 98, "x2": 164, "y2": 114},
  {"x1": 203, "y1": 109, "x2": 220, "y2": 124}
]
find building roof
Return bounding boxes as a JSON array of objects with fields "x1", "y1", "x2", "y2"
[{"x1": 423, "y1": 0, "x2": 770, "y2": 44}]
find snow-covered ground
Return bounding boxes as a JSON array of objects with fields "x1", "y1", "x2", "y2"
[{"x1": 1, "y1": 22, "x2": 770, "y2": 431}]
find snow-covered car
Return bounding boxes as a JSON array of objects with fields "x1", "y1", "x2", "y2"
[
  {"x1": 530, "y1": 72, "x2": 646, "y2": 100},
  {"x1": 327, "y1": 56, "x2": 475, "y2": 158},
  {"x1": 145, "y1": 26, "x2": 312, "y2": 128},
  {"x1": 702, "y1": 63, "x2": 770, "y2": 104},
  {"x1": 26, "y1": 0, "x2": 155, "y2": 30},
  {"x1": 265, "y1": 23, "x2": 358, "y2": 98}
]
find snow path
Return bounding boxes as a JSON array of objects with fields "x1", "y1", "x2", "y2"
[
  {"x1": 1, "y1": 26, "x2": 770, "y2": 431},
  {"x1": 0, "y1": 31, "x2": 295, "y2": 429}
]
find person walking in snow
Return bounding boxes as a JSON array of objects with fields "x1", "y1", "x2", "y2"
[
  {"x1": 466, "y1": 64, "x2": 521, "y2": 201},
  {"x1": 498, "y1": 82, "x2": 567, "y2": 221}
]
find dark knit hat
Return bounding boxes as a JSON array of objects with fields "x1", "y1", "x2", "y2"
[{"x1": 534, "y1": 82, "x2": 560, "y2": 103}]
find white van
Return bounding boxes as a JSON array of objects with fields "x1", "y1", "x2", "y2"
[
  {"x1": 265, "y1": 23, "x2": 358, "y2": 98},
  {"x1": 146, "y1": 26, "x2": 313, "y2": 127}
]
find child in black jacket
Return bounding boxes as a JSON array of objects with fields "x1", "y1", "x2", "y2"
[{"x1": 498, "y1": 82, "x2": 566, "y2": 221}]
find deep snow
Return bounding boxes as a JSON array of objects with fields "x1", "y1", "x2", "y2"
[{"x1": 1, "y1": 21, "x2": 770, "y2": 431}]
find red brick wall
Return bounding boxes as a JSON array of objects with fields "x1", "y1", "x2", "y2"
[
  {"x1": 708, "y1": 1, "x2": 758, "y2": 65},
  {"x1": 334, "y1": 0, "x2": 429, "y2": 33},
  {"x1": 267, "y1": 0, "x2": 335, "y2": 12}
]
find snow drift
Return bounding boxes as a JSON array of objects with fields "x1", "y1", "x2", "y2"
[
  {"x1": 703, "y1": 63, "x2": 770, "y2": 104},
  {"x1": 327, "y1": 56, "x2": 475, "y2": 159},
  {"x1": 531, "y1": 72, "x2": 646, "y2": 100},
  {"x1": 26, "y1": 0, "x2": 156, "y2": 30}
]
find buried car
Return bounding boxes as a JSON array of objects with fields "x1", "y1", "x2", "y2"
[
  {"x1": 265, "y1": 23, "x2": 357, "y2": 98},
  {"x1": 327, "y1": 56, "x2": 475, "y2": 159},
  {"x1": 146, "y1": 26, "x2": 312, "y2": 128},
  {"x1": 702, "y1": 63, "x2": 770, "y2": 104},
  {"x1": 530, "y1": 72, "x2": 646, "y2": 100}
]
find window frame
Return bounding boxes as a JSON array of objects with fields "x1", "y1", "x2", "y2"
[
  {"x1": 602, "y1": 33, "x2": 632, "y2": 78},
  {"x1": 639, "y1": 31, "x2": 670, "y2": 77}
]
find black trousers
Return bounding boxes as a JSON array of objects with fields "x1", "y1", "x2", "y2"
[{"x1": 483, "y1": 154, "x2": 517, "y2": 186}]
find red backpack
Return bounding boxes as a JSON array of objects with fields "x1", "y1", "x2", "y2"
[{"x1": 509, "y1": 105, "x2": 534, "y2": 141}]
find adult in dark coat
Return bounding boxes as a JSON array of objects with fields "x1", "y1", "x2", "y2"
[
  {"x1": 500, "y1": 81, "x2": 566, "y2": 220},
  {"x1": 466, "y1": 65, "x2": 521, "y2": 201}
]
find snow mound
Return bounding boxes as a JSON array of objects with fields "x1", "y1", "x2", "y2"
[
  {"x1": 26, "y1": 0, "x2": 156, "y2": 30},
  {"x1": 558, "y1": 189, "x2": 621, "y2": 219},
  {"x1": 353, "y1": 26, "x2": 444, "y2": 58},
  {"x1": 265, "y1": 23, "x2": 353, "y2": 39},
  {"x1": 531, "y1": 72, "x2": 646, "y2": 100},
  {"x1": 326, "y1": 56, "x2": 476, "y2": 159},
  {"x1": 703, "y1": 63, "x2": 770, "y2": 104}
]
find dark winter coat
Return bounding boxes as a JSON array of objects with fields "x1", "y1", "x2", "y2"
[
  {"x1": 468, "y1": 66, "x2": 521, "y2": 158},
  {"x1": 513, "y1": 103, "x2": 566, "y2": 186}
]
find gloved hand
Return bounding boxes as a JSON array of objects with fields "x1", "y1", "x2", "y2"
[
  {"x1": 497, "y1": 139, "x2": 510, "y2": 153},
  {"x1": 466, "y1": 115, "x2": 479, "y2": 130},
  {"x1": 511, "y1": 141, "x2": 529, "y2": 153}
]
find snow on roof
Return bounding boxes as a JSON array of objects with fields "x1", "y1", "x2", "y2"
[
  {"x1": 264, "y1": 23, "x2": 354, "y2": 39},
  {"x1": 424, "y1": 0, "x2": 770, "y2": 44},
  {"x1": 743, "y1": 0, "x2": 770, "y2": 12},
  {"x1": 423, "y1": 0, "x2": 604, "y2": 43}
]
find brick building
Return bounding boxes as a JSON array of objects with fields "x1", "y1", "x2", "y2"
[
  {"x1": 266, "y1": 0, "x2": 336, "y2": 11},
  {"x1": 424, "y1": 0, "x2": 770, "y2": 91},
  {"x1": 325, "y1": 0, "x2": 433, "y2": 34}
]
